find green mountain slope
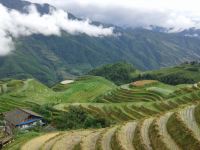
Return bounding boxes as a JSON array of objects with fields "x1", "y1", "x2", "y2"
[{"x1": 2, "y1": 0, "x2": 200, "y2": 86}]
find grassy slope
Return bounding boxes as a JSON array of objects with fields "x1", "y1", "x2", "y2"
[
  {"x1": 51, "y1": 76, "x2": 116, "y2": 103},
  {"x1": 0, "y1": 76, "x2": 116, "y2": 106}
]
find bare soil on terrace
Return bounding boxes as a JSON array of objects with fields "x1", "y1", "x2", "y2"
[{"x1": 131, "y1": 80, "x2": 158, "y2": 87}]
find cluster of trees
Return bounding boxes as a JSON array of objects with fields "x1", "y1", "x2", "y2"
[
  {"x1": 133, "y1": 74, "x2": 195, "y2": 85},
  {"x1": 89, "y1": 62, "x2": 136, "y2": 85},
  {"x1": 54, "y1": 106, "x2": 110, "y2": 130},
  {"x1": 88, "y1": 61, "x2": 200, "y2": 85},
  {"x1": 32, "y1": 105, "x2": 110, "y2": 130},
  {"x1": 183, "y1": 61, "x2": 200, "y2": 65}
]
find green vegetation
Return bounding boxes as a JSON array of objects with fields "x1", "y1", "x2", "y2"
[
  {"x1": 51, "y1": 76, "x2": 116, "y2": 103},
  {"x1": 53, "y1": 81, "x2": 200, "y2": 124},
  {"x1": 0, "y1": 76, "x2": 115, "y2": 130},
  {"x1": 0, "y1": 76, "x2": 116, "y2": 105},
  {"x1": 54, "y1": 106, "x2": 110, "y2": 130},
  {"x1": 88, "y1": 62, "x2": 200, "y2": 86},
  {"x1": 2, "y1": 62, "x2": 200, "y2": 149},
  {"x1": 89, "y1": 62, "x2": 137, "y2": 85},
  {"x1": 3, "y1": 0, "x2": 200, "y2": 87},
  {"x1": 3, "y1": 1, "x2": 200, "y2": 148},
  {"x1": 3, "y1": 131, "x2": 40, "y2": 150},
  {"x1": 3, "y1": 76, "x2": 200, "y2": 149},
  {"x1": 134, "y1": 62, "x2": 200, "y2": 85}
]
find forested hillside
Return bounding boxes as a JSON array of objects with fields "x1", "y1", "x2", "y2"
[
  {"x1": 1, "y1": 0, "x2": 200, "y2": 85},
  {"x1": 89, "y1": 62, "x2": 137, "y2": 85},
  {"x1": 135, "y1": 61, "x2": 200, "y2": 85}
]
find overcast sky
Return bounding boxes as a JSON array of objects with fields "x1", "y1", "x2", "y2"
[{"x1": 27, "y1": 0, "x2": 200, "y2": 30}]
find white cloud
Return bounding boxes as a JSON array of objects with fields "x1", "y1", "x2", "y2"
[
  {"x1": 0, "y1": 3, "x2": 114, "y2": 56},
  {"x1": 27, "y1": 0, "x2": 200, "y2": 30}
]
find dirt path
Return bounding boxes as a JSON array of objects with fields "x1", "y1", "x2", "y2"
[
  {"x1": 141, "y1": 118, "x2": 153, "y2": 150},
  {"x1": 117, "y1": 122, "x2": 137, "y2": 150},
  {"x1": 157, "y1": 112, "x2": 180, "y2": 150},
  {"x1": 21, "y1": 132, "x2": 59, "y2": 150},
  {"x1": 179, "y1": 105, "x2": 200, "y2": 139},
  {"x1": 81, "y1": 130, "x2": 103, "y2": 150},
  {"x1": 101, "y1": 126, "x2": 118, "y2": 150}
]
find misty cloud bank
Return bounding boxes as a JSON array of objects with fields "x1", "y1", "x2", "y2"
[
  {"x1": 63, "y1": 5, "x2": 200, "y2": 32},
  {"x1": 0, "y1": 4, "x2": 114, "y2": 56},
  {"x1": 27, "y1": 0, "x2": 200, "y2": 32}
]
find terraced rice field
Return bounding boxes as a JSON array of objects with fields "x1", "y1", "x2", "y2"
[
  {"x1": 80, "y1": 130, "x2": 103, "y2": 150},
  {"x1": 98, "y1": 126, "x2": 118, "y2": 150},
  {"x1": 51, "y1": 131, "x2": 92, "y2": 150},
  {"x1": 21, "y1": 132, "x2": 60, "y2": 150},
  {"x1": 95, "y1": 87, "x2": 164, "y2": 103},
  {"x1": 19, "y1": 102, "x2": 200, "y2": 150},
  {"x1": 153, "y1": 112, "x2": 180, "y2": 150},
  {"x1": 130, "y1": 80, "x2": 158, "y2": 87},
  {"x1": 57, "y1": 88, "x2": 200, "y2": 123},
  {"x1": 140, "y1": 118, "x2": 153, "y2": 150},
  {"x1": 179, "y1": 105, "x2": 200, "y2": 140},
  {"x1": 0, "y1": 97, "x2": 34, "y2": 113},
  {"x1": 4, "y1": 80, "x2": 200, "y2": 150},
  {"x1": 115, "y1": 122, "x2": 137, "y2": 150},
  {"x1": 41, "y1": 133, "x2": 66, "y2": 150}
]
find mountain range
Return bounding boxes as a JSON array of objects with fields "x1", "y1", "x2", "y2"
[{"x1": 1, "y1": 0, "x2": 200, "y2": 85}]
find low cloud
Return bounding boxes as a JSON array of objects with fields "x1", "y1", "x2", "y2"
[
  {"x1": 27, "y1": 0, "x2": 200, "y2": 31},
  {"x1": 0, "y1": 4, "x2": 114, "y2": 56}
]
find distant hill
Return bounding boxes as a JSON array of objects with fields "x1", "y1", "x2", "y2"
[
  {"x1": 134, "y1": 61, "x2": 200, "y2": 85},
  {"x1": 90, "y1": 61, "x2": 200, "y2": 86},
  {"x1": 1, "y1": 0, "x2": 200, "y2": 85},
  {"x1": 0, "y1": 0, "x2": 52, "y2": 14}
]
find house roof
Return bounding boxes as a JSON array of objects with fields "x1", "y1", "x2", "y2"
[
  {"x1": 16, "y1": 119, "x2": 41, "y2": 126},
  {"x1": 3, "y1": 108, "x2": 42, "y2": 126},
  {"x1": 20, "y1": 109, "x2": 42, "y2": 118}
]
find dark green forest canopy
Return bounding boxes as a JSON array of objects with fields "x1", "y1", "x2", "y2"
[{"x1": 89, "y1": 62, "x2": 136, "y2": 85}]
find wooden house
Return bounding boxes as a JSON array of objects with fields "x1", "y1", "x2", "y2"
[{"x1": 3, "y1": 108, "x2": 44, "y2": 134}]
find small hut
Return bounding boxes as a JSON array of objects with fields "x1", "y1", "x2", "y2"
[{"x1": 3, "y1": 108, "x2": 44, "y2": 134}]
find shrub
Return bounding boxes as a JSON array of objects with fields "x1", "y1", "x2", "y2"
[
  {"x1": 54, "y1": 106, "x2": 110, "y2": 130},
  {"x1": 186, "y1": 67, "x2": 199, "y2": 72}
]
